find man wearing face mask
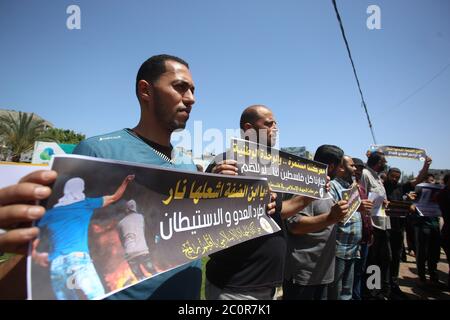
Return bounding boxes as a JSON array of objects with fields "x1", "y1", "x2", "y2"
[{"x1": 383, "y1": 157, "x2": 432, "y2": 299}]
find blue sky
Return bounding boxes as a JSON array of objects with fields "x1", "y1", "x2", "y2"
[{"x1": 1, "y1": 0, "x2": 449, "y2": 175}]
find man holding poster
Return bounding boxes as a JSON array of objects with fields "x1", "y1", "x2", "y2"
[
  {"x1": 284, "y1": 145, "x2": 349, "y2": 300},
  {"x1": 384, "y1": 156, "x2": 432, "y2": 298},
  {"x1": 0, "y1": 55, "x2": 279, "y2": 300},
  {"x1": 413, "y1": 176, "x2": 442, "y2": 285},
  {"x1": 204, "y1": 105, "x2": 321, "y2": 300},
  {"x1": 361, "y1": 151, "x2": 390, "y2": 300},
  {"x1": 0, "y1": 55, "x2": 201, "y2": 299},
  {"x1": 328, "y1": 156, "x2": 373, "y2": 300}
]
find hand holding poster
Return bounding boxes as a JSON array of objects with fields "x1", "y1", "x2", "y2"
[
  {"x1": 369, "y1": 145, "x2": 427, "y2": 161},
  {"x1": 340, "y1": 183, "x2": 362, "y2": 225},
  {"x1": 414, "y1": 183, "x2": 443, "y2": 217},
  {"x1": 28, "y1": 155, "x2": 279, "y2": 300},
  {"x1": 385, "y1": 200, "x2": 412, "y2": 218},
  {"x1": 230, "y1": 138, "x2": 328, "y2": 199}
]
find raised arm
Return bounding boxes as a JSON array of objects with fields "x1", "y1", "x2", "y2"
[
  {"x1": 410, "y1": 156, "x2": 432, "y2": 187},
  {"x1": 102, "y1": 175, "x2": 135, "y2": 208}
]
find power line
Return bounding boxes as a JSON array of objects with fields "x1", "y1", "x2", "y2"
[
  {"x1": 331, "y1": 0, "x2": 377, "y2": 144},
  {"x1": 383, "y1": 61, "x2": 450, "y2": 113}
]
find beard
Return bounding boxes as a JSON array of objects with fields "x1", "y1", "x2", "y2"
[
  {"x1": 384, "y1": 180, "x2": 398, "y2": 194},
  {"x1": 153, "y1": 92, "x2": 187, "y2": 132}
]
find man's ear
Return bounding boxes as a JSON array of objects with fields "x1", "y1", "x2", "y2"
[
  {"x1": 328, "y1": 163, "x2": 336, "y2": 176},
  {"x1": 243, "y1": 123, "x2": 253, "y2": 131},
  {"x1": 138, "y1": 80, "x2": 152, "y2": 102}
]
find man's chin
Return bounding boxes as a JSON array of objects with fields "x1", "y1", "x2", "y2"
[{"x1": 170, "y1": 121, "x2": 187, "y2": 131}]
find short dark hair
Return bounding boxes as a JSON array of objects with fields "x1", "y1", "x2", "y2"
[
  {"x1": 367, "y1": 151, "x2": 385, "y2": 168},
  {"x1": 314, "y1": 145, "x2": 344, "y2": 166},
  {"x1": 388, "y1": 167, "x2": 401, "y2": 175},
  {"x1": 444, "y1": 173, "x2": 450, "y2": 185},
  {"x1": 240, "y1": 105, "x2": 264, "y2": 130},
  {"x1": 352, "y1": 157, "x2": 365, "y2": 168},
  {"x1": 135, "y1": 54, "x2": 189, "y2": 97},
  {"x1": 427, "y1": 173, "x2": 435, "y2": 179}
]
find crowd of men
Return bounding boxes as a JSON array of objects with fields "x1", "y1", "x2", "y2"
[{"x1": 0, "y1": 54, "x2": 449, "y2": 300}]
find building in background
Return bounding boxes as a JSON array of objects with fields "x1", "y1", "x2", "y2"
[{"x1": 281, "y1": 146, "x2": 312, "y2": 160}]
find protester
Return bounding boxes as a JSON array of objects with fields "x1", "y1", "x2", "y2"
[
  {"x1": 284, "y1": 145, "x2": 349, "y2": 300},
  {"x1": 351, "y1": 157, "x2": 373, "y2": 300},
  {"x1": 361, "y1": 151, "x2": 391, "y2": 299},
  {"x1": 205, "y1": 105, "x2": 318, "y2": 300},
  {"x1": 0, "y1": 55, "x2": 203, "y2": 299},
  {"x1": 328, "y1": 156, "x2": 373, "y2": 300},
  {"x1": 437, "y1": 173, "x2": 450, "y2": 289},
  {"x1": 412, "y1": 174, "x2": 441, "y2": 286},
  {"x1": 0, "y1": 58, "x2": 293, "y2": 301},
  {"x1": 384, "y1": 157, "x2": 432, "y2": 299}
]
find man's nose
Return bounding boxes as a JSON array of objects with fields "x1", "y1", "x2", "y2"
[{"x1": 183, "y1": 89, "x2": 195, "y2": 106}]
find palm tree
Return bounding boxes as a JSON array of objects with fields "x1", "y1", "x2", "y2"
[{"x1": 0, "y1": 111, "x2": 46, "y2": 162}]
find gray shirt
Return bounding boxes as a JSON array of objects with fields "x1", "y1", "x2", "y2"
[
  {"x1": 118, "y1": 213, "x2": 149, "y2": 259},
  {"x1": 361, "y1": 167, "x2": 390, "y2": 230},
  {"x1": 285, "y1": 196, "x2": 336, "y2": 285}
]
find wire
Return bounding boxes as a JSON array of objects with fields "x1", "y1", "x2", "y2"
[
  {"x1": 383, "y1": 61, "x2": 450, "y2": 113},
  {"x1": 332, "y1": 0, "x2": 377, "y2": 144}
]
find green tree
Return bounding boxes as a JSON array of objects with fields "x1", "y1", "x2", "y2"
[
  {"x1": 38, "y1": 128, "x2": 85, "y2": 144},
  {"x1": 0, "y1": 111, "x2": 46, "y2": 162}
]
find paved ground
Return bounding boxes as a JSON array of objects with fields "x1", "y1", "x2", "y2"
[{"x1": 398, "y1": 249, "x2": 450, "y2": 300}]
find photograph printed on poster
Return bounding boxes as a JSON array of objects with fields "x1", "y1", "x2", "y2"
[{"x1": 28, "y1": 155, "x2": 278, "y2": 300}]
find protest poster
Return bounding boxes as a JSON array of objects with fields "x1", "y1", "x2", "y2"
[
  {"x1": 414, "y1": 183, "x2": 443, "y2": 217},
  {"x1": 230, "y1": 138, "x2": 328, "y2": 199},
  {"x1": 385, "y1": 200, "x2": 412, "y2": 218},
  {"x1": 369, "y1": 145, "x2": 427, "y2": 161},
  {"x1": 368, "y1": 192, "x2": 386, "y2": 217},
  {"x1": 341, "y1": 183, "x2": 362, "y2": 225},
  {"x1": 28, "y1": 155, "x2": 279, "y2": 300},
  {"x1": 0, "y1": 162, "x2": 48, "y2": 189}
]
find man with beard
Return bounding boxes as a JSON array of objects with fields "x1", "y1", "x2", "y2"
[
  {"x1": 284, "y1": 145, "x2": 349, "y2": 300},
  {"x1": 328, "y1": 156, "x2": 373, "y2": 300},
  {"x1": 0, "y1": 55, "x2": 279, "y2": 300},
  {"x1": 351, "y1": 157, "x2": 373, "y2": 300},
  {"x1": 361, "y1": 151, "x2": 390, "y2": 299},
  {"x1": 384, "y1": 157, "x2": 432, "y2": 298},
  {"x1": 204, "y1": 105, "x2": 339, "y2": 300},
  {"x1": 0, "y1": 55, "x2": 201, "y2": 300}
]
